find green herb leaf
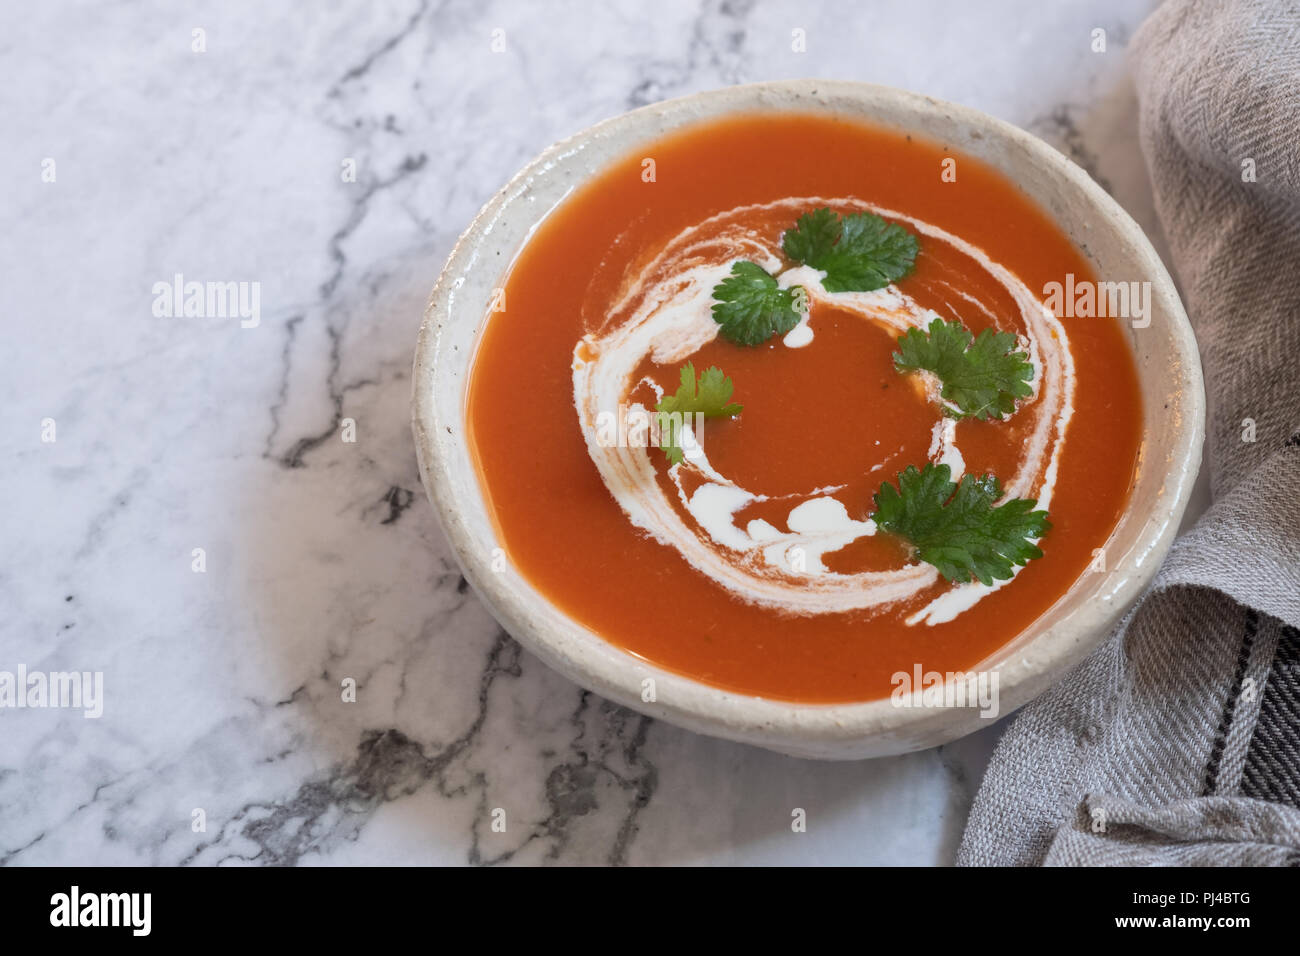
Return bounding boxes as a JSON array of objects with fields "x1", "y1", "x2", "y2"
[
  {"x1": 893, "y1": 317, "x2": 1034, "y2": 420},
  {"x1": 710, "y1": 260, "x2": 805, "y2": 346},
  {"x1": 871, "y1": 463, "x2": 1050, "y2": 585},
  {"x1": 655, "y1": 362, "x2": 743, "y2": 465},
  {"x1": 782, "y1": 207, "x2": 919, "y2": 292}
]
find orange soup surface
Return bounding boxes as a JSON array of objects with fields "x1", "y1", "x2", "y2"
[{"x1": 466, "y1": 113, "x2": 1142, "y2": 703}]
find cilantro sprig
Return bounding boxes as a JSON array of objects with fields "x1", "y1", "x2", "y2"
[
  {"x1": 783, "y1": 207, "x2": 919, "y2": 293},
  {"x1": 894, "y1": 317, "x2": 1033, "y2": 420},
  {"x1": 708, "y1": 208, "x2": 918, "y2": 346},
  {"x1": 654, "y1": 362, "x2": 742, "y2": 465},
  {"x1": 710, "y1": 261, "x2": 805, "y2": 347},
  {"x1": 871, "y1": 463, "x2": 1049, "y2": 585}
]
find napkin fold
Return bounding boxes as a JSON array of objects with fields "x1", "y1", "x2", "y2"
[{"x1": 958, "y1": 0, "x2": 1300, "y2": 866}]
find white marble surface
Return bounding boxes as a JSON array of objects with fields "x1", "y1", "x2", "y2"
[{"x1": 1, "y1": 0, "x2": 1187, "y2": 865}]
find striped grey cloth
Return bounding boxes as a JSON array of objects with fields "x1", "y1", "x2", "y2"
[{"x1": 958, "y1": 0, "x2": 1300, "y2": 866}]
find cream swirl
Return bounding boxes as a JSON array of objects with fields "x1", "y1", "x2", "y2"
[{"x1": 571, "y1": 198, "x2": 1074, "y2": 622}]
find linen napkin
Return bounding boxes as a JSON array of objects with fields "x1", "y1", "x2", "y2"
[{"x1": 958, "y1": 0, "x2": 1300, "y2": 866}]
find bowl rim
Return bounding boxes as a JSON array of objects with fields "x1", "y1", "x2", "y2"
[{"x1": 411, "y1": 78, "x2": 1205, "y2": 759}]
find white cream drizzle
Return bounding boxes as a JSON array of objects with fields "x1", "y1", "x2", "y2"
[
  {"x1": 776, "y1": 265, "x2": 823, "y2": 348},
  {"x1": 571, "y1": 197, "x2": 1075, "y2": 623}
]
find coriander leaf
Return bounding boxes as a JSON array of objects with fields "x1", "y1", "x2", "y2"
[
  {"x1": 871, "y1": 463, "x2": 1050, "y2": 585},
  {"x1": 780, "y1": 207, "x2": 841, "y2": 266},
  {"x1": 893, "y1": 317, "x2": 1034, "y2": 420},
  {"x1": 782, "y1": 207, "x2": 919, "y2": 293},
  {"x1": 655, "y1": 362, "x2": 742, "y2": 465},
  {"x1": 710, "y1": 260, "x2": 805, "y2": 346}
]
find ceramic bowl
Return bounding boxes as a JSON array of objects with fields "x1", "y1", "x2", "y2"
[{"x1": 411, "y1": 80, "x2": 1204, "y2": 759}]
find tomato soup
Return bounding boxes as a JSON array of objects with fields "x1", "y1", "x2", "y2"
[{"x1": 465, "y1": 112, "x2": 1141, "y2": 703}]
